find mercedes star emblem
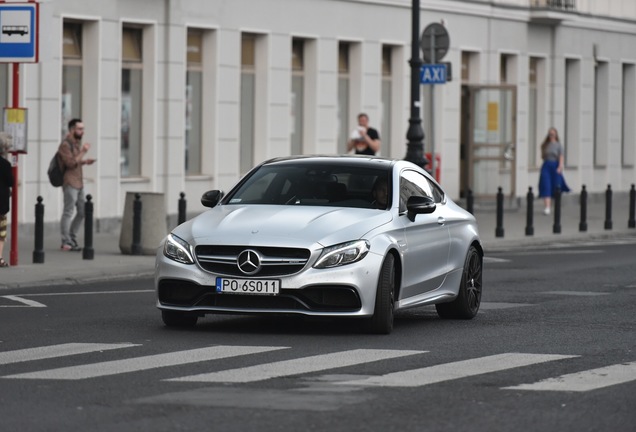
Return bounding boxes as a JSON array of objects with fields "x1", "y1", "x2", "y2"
[{"x1": 237, "y1": 249, "x2": 261, "y2": 275}]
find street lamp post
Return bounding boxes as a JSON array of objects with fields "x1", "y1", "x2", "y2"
[{"x1": 404, "y1": 0, "x2": 428, "y2": 168}]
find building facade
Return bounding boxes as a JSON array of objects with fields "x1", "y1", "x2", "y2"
[{"x1": 4, "y1": 0, "x2": 636, "y2": 228}]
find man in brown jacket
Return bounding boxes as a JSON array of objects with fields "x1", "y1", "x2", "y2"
[{"x1": 59, "y1": 118, "x2": 95, "y2": 251}]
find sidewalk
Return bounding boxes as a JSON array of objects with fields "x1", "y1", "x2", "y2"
[
  {"x1": 0, "y1": 229, "x2": 156, "y2": 290},
  {"x1": 474, "y1": 194, "x2": 636, "y2": 252},
  {"x1": 1, "y1": 196, "x2": 635, "y2": 290}
]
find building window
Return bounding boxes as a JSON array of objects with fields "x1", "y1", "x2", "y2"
[
  {"x1": 291, "y1": 38, "x2": 304, "y2": 155},
  {"x1": 121, "y1": 27, "x2": 143, "y2": 177},
  {"x1": 568, "y1": 59, "x2": 581, "y2": 166},
  {"x1": 500, "y1": 54, "x2": 516, "y2": 84},
  {"x1": 461, "y1": 51, "x2": 471, "y2": 82},
  {"x1": 500, "y1": 54, "x2": 509, "y2": 83},
  {"x1": 240, "y1": 33, "x2": 256, "y2": 175},
  {"x1": 338, "y1": 42, "x2": 350, "y2": 154},
  {"x1": 461, "y1": 50, "x2": 481, "y2": 84},
  {"x1": 62, "y1": 21, "x2": 82, "y2": 139},
  {"x1": 528, "y1": 57, "x2": 539, "y2": 167},
  {"x1": 186, "y1": 29, "x2": 203, "y2": 175},
  {"x1": 565, "y1": 58, "x2": 580, "y2": 168},
  {"x1": 594, "y1": 60, "x2": 609, "y2": 167},
  {"x1": 381, "y1": 45, "x2": 393, "y2": 157},
  {"x1": 622, "y1": 64, "x2": 635, "y2": 167}
]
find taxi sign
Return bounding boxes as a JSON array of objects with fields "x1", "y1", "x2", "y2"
[{"x1": 420, "y1": 64, "x2": 447, "y2": 85}]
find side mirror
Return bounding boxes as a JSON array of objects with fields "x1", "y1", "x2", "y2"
[
  {"x1": 201, "y1": 190, "x2": 224, "y2": 208},
  {"x1": 406, "y1": 195, "x2": 436, "y2": 220}
]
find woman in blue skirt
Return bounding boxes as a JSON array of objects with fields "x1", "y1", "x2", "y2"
[{"x1": 538, "y1": 127, "x2": 570, "y2": 215}]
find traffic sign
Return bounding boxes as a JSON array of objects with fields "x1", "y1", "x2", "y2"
[
  {"x1": 420, "y1": 22, "x2": 450, "y2": 63},
  {"x1": 420, "y1": 64, "x2": 447, "y2": 85},
  {"x1": 0, "y1": 2, "x2": 38, "y2": 63}
]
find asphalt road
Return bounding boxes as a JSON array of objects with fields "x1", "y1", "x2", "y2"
[{"x1": 1, "y1": 240, "x2": 635, "y2": 432}]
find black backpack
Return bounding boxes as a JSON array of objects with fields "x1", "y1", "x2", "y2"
[{"x1": 47, "y1": 142, "x2": 68, "y2": 187}]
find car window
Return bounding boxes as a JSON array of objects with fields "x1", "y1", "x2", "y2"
[
  {"x1": 226, "y1": 163, "x2": 390, "y2": 209},
  {"x1": 399, "y1": 170, "x2": 434, "y2": 212},
  {"x1": 427, "y1": 178, "x2": 445, "y2": 203}
]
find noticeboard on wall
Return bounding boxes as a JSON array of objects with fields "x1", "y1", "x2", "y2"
[{"x1": 3, "y1": 107, "x2": 27, "y2": 153}]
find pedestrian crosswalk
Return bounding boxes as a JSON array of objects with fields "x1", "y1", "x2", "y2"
[
  {"x1": 1, "y1": 343, "x2": 634, "y2": 393},
  {"x1": 168, "y1": 349, "x2": 424, "y2": 383},
  {"x1": 4, "y1": 345, "x2": 286, "y2": 380},
  {"x1": 336, "y1": 353, "x2": 578, "y2": 387},
  {"x1": 0, "y1": 343, "x2": 139, "y2": 365},
  {"x1": 504, "y1": 361, "x2": 636, "y2": 392}
]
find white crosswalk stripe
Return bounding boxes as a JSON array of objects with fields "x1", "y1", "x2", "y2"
[
  {"x1": 0, "y1": 295, "x2": 47, "y2": 308},
  {"x1": 503, "y1": 361, "x2": 636, "y2": 392},
  {"x1": 2, "y1": 345, "x2": 287, "y2": 380},
  {"x1": 336, "y1": 353, "x2": 578, "y2": 387},
  {"x1": 2, "y1": 343, "x2": 633, "y2": 392},
  {"x1": 0, "y1": 343, "x2": 139, "y2": 365},
  {"x1": 168, "y1": 349, "x2": 425, "y2": 383}
]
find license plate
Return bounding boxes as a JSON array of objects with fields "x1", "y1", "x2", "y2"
[{"x1": 215, "y1": 277, "x2": 280, "y2": 295}]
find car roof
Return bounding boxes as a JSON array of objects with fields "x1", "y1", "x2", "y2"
[{"x1": 261, "y1": 154, "x2": 399, "y2": 170}]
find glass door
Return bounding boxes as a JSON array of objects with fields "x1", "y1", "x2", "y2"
[{"x1": 466, "y1": 85, "x2": 516, "y2": 199}]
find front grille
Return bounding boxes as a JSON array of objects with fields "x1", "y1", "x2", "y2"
[
  {"x1": 158, "y1": 279, "x2": 361, "y2": 312},
  {"x1": 195, "y1": 245, "x2": 311, "y2": 277}
]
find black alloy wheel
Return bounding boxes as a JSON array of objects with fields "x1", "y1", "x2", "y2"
[{"x1": 435, "y1": 245, "x2": 482, "y2": 319}]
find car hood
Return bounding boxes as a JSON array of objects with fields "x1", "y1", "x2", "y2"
[{"x1": 174, "y1": 205, "x2": 393, "y2": 248}]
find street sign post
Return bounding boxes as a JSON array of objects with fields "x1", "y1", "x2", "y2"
[
  {"x1": 0, "y1": 1, "x2": 38, "y2": 62},
  {"x1": 420, "y1": 22, "x2": 450, "y2": 180},
  {"x1": 420, "y1": 22, "x2": 449, "y2": 64},
  {"x1": 0, "y1": 0, "x2": 39, "y2": 266}
]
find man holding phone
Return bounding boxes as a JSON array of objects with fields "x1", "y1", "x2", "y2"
[{"x1": 58, "y1": 118, "x2": 96, "y2": 251}]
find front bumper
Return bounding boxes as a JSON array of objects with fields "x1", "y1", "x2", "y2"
[{"x1": 155, "y1": 250, "x2": 384, "y2": 317}]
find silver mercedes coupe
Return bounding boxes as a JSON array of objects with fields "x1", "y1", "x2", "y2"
[{"x1": 155, "y1": 155, "x2": 483, "y2": 334}]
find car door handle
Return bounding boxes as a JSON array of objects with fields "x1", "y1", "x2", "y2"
[{"x1": 437, "y1": 217, "x2": 446, "y2": 225}]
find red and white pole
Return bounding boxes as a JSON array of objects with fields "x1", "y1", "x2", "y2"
[{"x1": 9, "y1": 62, "x2": 19, "y2": 266}]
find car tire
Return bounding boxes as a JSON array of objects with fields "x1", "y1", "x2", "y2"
[
  {"x1": 367, "y1": 254, "x2": 395, "y2": 334},
  {"x1": 436, "y1": 245, "x2": 482, "y2": 319},
  {"x1": 161, "y1": 310, "x2": 198, "y2": 327}
]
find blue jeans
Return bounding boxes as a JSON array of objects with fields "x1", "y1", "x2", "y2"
[{"x1": 61, "y1": 185, "x2": 85, "y2": 245}]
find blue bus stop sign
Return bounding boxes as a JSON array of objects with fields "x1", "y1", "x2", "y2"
[{"x1": 0, "y1": 2, "x2": 38, "y2": 63}]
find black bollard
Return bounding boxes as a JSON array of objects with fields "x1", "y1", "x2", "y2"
[
  {"x1": 178, "y1": 192, "x2": 186, "y2": 225},
  {"x1": 83, "y1": 195, "x2": 94, "y2": 260},
  {"x1": 628, "y1": 184, "x2": 635, "y2": 229},
  {"x1": 466, "y1": 189, "x2": 474, "y2": 215},
  {"x1": 604, "y1": 184, "x2": 613, "y2": 230},
  {"x1": 32, "y1": 196, "x2": 45, "y2": 264},
  {"x1": 495, "y1": 187, "x2": 504, "y2": 238},
  {"x1": 579, "y1": 185, "x2": 588, "y2": 232},
  {"x1": 525, "y1": 187, "x2": 534, "y2": 236},
  {"x1": 553, "y1": 187, "x2": 562, "y2": 234},
  {"x1": 131, "y1": 193, "x2": 143, "y2": 255}
]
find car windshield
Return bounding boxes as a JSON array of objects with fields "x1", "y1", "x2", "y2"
[{"x1": 225, "y1": 162, "x2": 391, "y2": 209}]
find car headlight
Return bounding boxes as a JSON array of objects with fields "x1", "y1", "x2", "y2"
[
  {"x1": 314, "y1": 240, "x2": 370, "y2": 269},
  {"x1": 163, "y1": 234, "x2": 195, "y2": 264}
]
